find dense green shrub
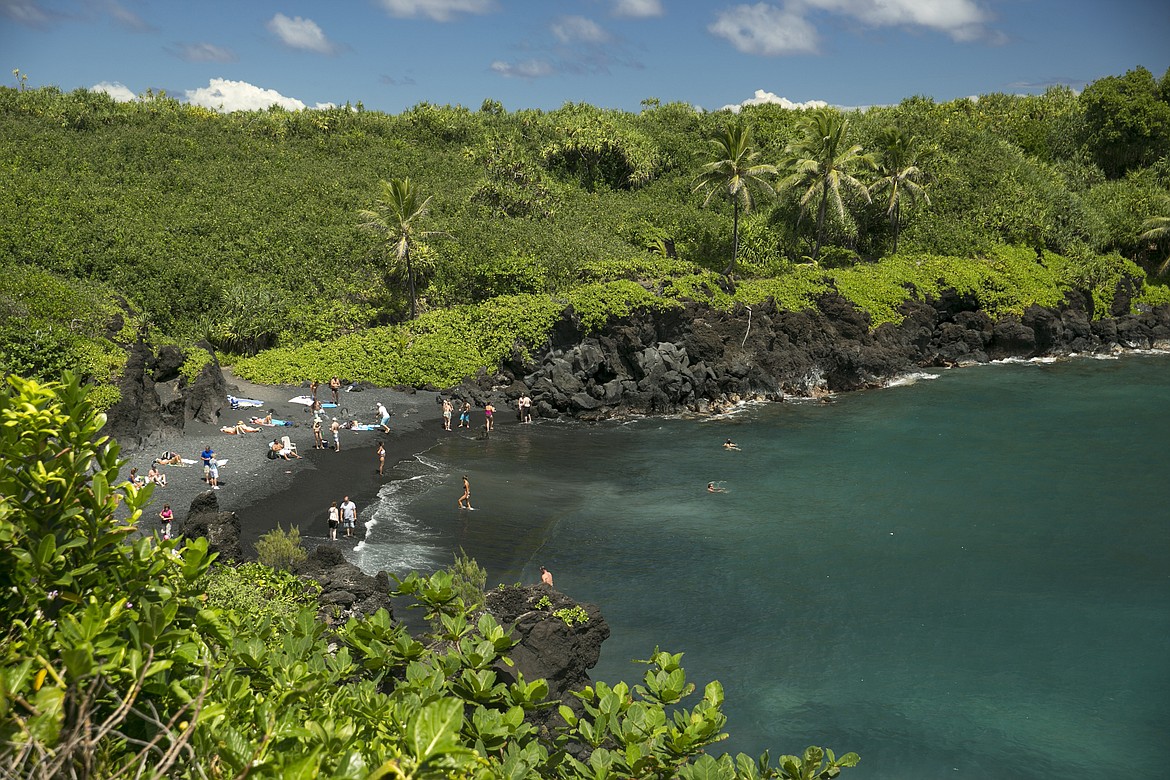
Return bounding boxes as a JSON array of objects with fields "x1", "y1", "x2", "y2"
[
  {"x1": 255, "y1": 524, "x2": 309, "y2": 571},
  {"x1": 204, "y1": 561, "x2": 322, "y2": 632}
]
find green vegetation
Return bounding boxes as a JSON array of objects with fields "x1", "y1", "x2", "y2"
[
  {"x1": 254, "y1": 523, "x2": 309, "y2": 571},
  {"x1": 553, "y1": 606, "x2": 590, "y2": 627},
  {"x1": 0, "y1": 374, "x2": 857, "y2": 777},
  {"x1": 2, "y1": 69, "x2": 1169, "y2": 395}
]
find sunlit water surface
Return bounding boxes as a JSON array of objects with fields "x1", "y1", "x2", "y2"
[{"x1": 345, "y1": 354, "x2": 1170, "y2": 779}]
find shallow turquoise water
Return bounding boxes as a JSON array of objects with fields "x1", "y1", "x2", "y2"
[{"x1": 351, "y1": 354, "x2": 1170, "y2": 779}]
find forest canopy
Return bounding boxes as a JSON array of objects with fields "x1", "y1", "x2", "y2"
[{"x1": 1, "y1": 67, "x2": 1168, "y2": 394}]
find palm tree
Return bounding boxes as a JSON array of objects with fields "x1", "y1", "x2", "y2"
[
  {"x1": 868, "y1": 126, "x2": 930, "y2": 255},
  {"x1": 358, "y1": 177, "x2": 434, "y2": 319},
  {"x1": 777, "y1": 108, "x2": 872, "y2": 263},
  {"x1": 1138, "y1": 215, "x2": 1170, "y2": 276},
  {"x1": 692, "y1": 122, "x2": 777, "y2": 275}
]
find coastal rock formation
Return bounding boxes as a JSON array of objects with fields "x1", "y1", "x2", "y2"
[
  {"x1": 484, "y1": 584, "x2": 610, "y2": 729},
  {"x1": 296, "y1": 544, "x2": 394, "y2": 622},
  {"x1": 180, "y1": 490, "x2": 244, "y2": 562},
  {"x1": 466, "y1": 292, "x2": 1170, "y2": 419},
  {"x1": 106, "y1": 341, "x2": 227, "y2": 449}
]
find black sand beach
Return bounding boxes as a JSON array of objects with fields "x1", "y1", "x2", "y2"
[{"x1": 124, "y1": 369, "x2": 507, "y2": 556}]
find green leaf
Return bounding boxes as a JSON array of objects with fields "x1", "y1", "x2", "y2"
[{"x1": 407, "y1": 697, "x2": 465, "y2": 764}]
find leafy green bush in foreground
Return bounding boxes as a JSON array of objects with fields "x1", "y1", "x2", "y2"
[{"x1": 0, "y1": 374, "x2": 857, "y2": 778}]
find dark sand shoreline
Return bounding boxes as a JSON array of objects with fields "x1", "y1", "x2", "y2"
[{"x1": 123, "y1": 369, "x2": 513, "y2": 559}]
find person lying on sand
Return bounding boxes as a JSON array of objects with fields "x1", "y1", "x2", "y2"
[{"x1": 221, "y1": 421, "x2": 261, "y2": 435}]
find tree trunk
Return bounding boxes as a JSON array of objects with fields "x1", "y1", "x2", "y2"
[
  {"x1": 724, "y1": 197, "x2": 740, "y2": 276},
  {"x1": 405, "y1": 247, "x2": 417, "y2": 320},
  {"x1": 813, "y1": 185, "x2": 828, "y2": 262}
]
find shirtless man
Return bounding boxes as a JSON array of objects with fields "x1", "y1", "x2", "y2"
[
  {"x1": 707, "y1": 482, "x2": 726, "y2": 493},
  {"x1": 723, "y1": 438, "x2": 740, "y2": 450},
  {"x1": 540, "y1": 566, "x2": 553, "y2": 587},
  {"x1": 458, "y1": 475, "x2": 473, "y2": 509}
]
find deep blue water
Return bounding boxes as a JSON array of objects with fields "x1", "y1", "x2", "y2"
[{"x1": 349, "y1": 353, "x2": 1170, "y2": 779}]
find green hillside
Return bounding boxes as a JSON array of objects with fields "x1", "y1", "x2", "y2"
[{"x1": 2, "y1": 67, "x2": 1169, "y2": 397}]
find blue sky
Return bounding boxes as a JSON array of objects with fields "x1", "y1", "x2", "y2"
[{"x1": 3, "y1": 0, "x2": 1168, "y2": 114}]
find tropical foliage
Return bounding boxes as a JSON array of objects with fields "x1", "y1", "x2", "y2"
[
  {"x1": 2, "y1": 67, "x2": 1169, "y2": 394},
  {"x1": 0, "y1": 374, "x2": 858, "y2": 778}
]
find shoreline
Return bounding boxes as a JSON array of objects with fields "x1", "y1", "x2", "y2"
[{"x1": 124, "y1": 369, "x2": 497, "y2": 557}]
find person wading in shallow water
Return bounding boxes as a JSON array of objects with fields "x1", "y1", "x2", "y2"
[{"x1": 458, "y1": 475, "x2": 473, "y2": 510}]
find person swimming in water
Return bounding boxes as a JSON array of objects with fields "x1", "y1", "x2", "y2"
[
  {"x1": 707, "y1": 481, "x2": 727, "y2": 493},
  {"x1": 723, "y1": 438, "x2": 740, "y2": 450}
]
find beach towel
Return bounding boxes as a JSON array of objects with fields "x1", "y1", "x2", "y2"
[
  {"x1": 185, "y1": 458, "x2": 228, "y2": 466},
  {"x1": 347, "y1": 423, "x2": 381, "y2": 431},
  {"x1": 228, "y1": 395, "x2": 265, "y2": 408},
  {"x1": 257, "y1": 419, "x2": 294, "y2": 427},
  {"x1": 289, "y1": 395, "x2": 339, "y2": 408}
]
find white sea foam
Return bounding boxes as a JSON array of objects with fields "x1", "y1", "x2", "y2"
[
  {"x1": 991, "y1": 355, "x2": 1061, "y2": 366},
  {"x1": 885, "y1": 371, "x2": 941, "y2": 387}
]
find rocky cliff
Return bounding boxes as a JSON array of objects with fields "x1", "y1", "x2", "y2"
[{"x1": 455, "y1": 288, "x2": 1170, "y2": 419}]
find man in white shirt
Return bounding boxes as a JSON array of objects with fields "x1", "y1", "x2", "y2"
[{"x1": 340, "y1": 496, "x2": 357, "y2": 538}]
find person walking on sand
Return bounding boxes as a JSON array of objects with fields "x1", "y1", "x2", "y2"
[
  {"x1": 200, "y1": 444, "x2": 214, "y2": 483},
  {"x1": 540, "y1": 566, "x2": 553, "y2": 587},
  {"x1": 327, "y1": 501, "x2": 340, "y2": 540},
  {"x1": 376, "y1": 402, "x2": 391, "y2": 433},
  {"x1": 329, "y1": 375, "x2": 341, "y2": 404},
  {"x1": 376, "y1": 442, "x2": 385, "y2": 476},
  {"x1": 484, "y1": 402, "x2": 495, "y2": 432},
  {"x1": 340, "y1": 496, "x2": 357, "y2": 538},
  {"x1": 330, "y1": 417, "x2": 341, "y2": 451},
  {"x1": 458, "y1": 475, "x2": 473, "y2": 509},
  {"x1": 159, "y1": 504, "x2": 174, "y2": 540},
  {"x1": 442, "y1": 398, "x2": 452, "y2": 431}
]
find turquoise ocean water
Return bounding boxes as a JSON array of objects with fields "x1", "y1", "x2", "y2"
[{"x1": 350, "y1": 353, "x2": 1170, "y2": 779}]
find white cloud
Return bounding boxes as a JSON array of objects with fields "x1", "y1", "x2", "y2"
[
  {"x1": 490, "y1": 59, "x2": 555, "y2": 79},
  {"x1": 797, "y1": 0, "x2": 990, "y2": 41},
  {"x1": 267, "y1": 13, "x2": 336, "y2": 54},
  {"x1": 552, "y1": 16, "x2": 610, "y2": 44},
  {"x1": 721, "y1": 89, "x2": 828, "y2": 112},
  {"x1": 105, "y1": 0, "x2": 152, "y2": 32},
  {"x1": 91, "y1": 81, "x2": 137, "y2": 102},
  {"x1": 612, "y1": 0, "x2": 663, "y2": 18},
  {"x1": 175, "y1": 42, "x2": 236, "y2": 62},
  {"x1": 185, "y1": 78, "x2": 332, "y2": 113},
  {"x1": 376, "y1": 0, "x2": 494, "y2": 22},
  {"x1": 0, "y1": 0, "x2": 52, "y2": 26},
  {"x1": 710, "y1": 4, "x2": 819, "y2": 56}
]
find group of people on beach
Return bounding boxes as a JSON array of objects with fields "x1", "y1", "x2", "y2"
[{"x1": 326, "y1": 496, "x2": 358, "y2": 540}]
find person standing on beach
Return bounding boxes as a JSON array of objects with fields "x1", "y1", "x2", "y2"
[
  {"x1": 312, "y1": 416, "x2": 324, "y2": 449},
  {"x1": 330, "y1": 417, "x2": 341, "y2": 451},
  {"x1": 518, "y1": 395, "x2": 532, "y2": 423},
  {"x1": 340, "y1": 496, "x2": 357, "y2": 538},
  {"x1": 310, "y1": 378, "x2": 319, "y2": 403},
  {"x1": 540, "y1": 566, "x2": 553, "y2": 587},
  {"x1": 159, "y1": 504, "x2": 173, "y2": 540},
  {"x1": 484, "y1": 402, "x2": 495, "y2": 432},
  {"x1": 442, "y1": 398, "x2": 452, "y2": 431},
  {"x1": 458, "y1": 475, "x2": 473, "y2": 509},
  {"x1": 459, "y1": 401, "x2": 471, "y2": 429},
  {"x1": 376, "y1": 402, "x2": 391, "y2": 433},
  {"x1": 200, "y1": 445, "x2": 213, "y2": 483},
  {"x1": 327, "y1": 501, "x2": 339, "y2": 540},
  {"x1": 207, "y1": 454, "x2": 220, "y2": 490},
  {"x1": 376, "y1": 442, "x2": 385, "y2": 476},
  {"x1": 329, "y1": 376, "x2": 341, "y2": 404}
]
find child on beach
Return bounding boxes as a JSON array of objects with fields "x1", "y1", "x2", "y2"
[
  {"x1": 459, "y1": 402, "x2": 471, "y2": 429},
  {"x1": 159, "y1": 504, "x2": 173, "y2": 540}
]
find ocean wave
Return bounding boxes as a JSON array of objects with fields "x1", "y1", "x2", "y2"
[
  {"x1": 991, "y1": 356, "x2": 1062, "y2": 366},
  {"x1": 885, "y1": 371, "x2": 941, "y2": 387}
]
